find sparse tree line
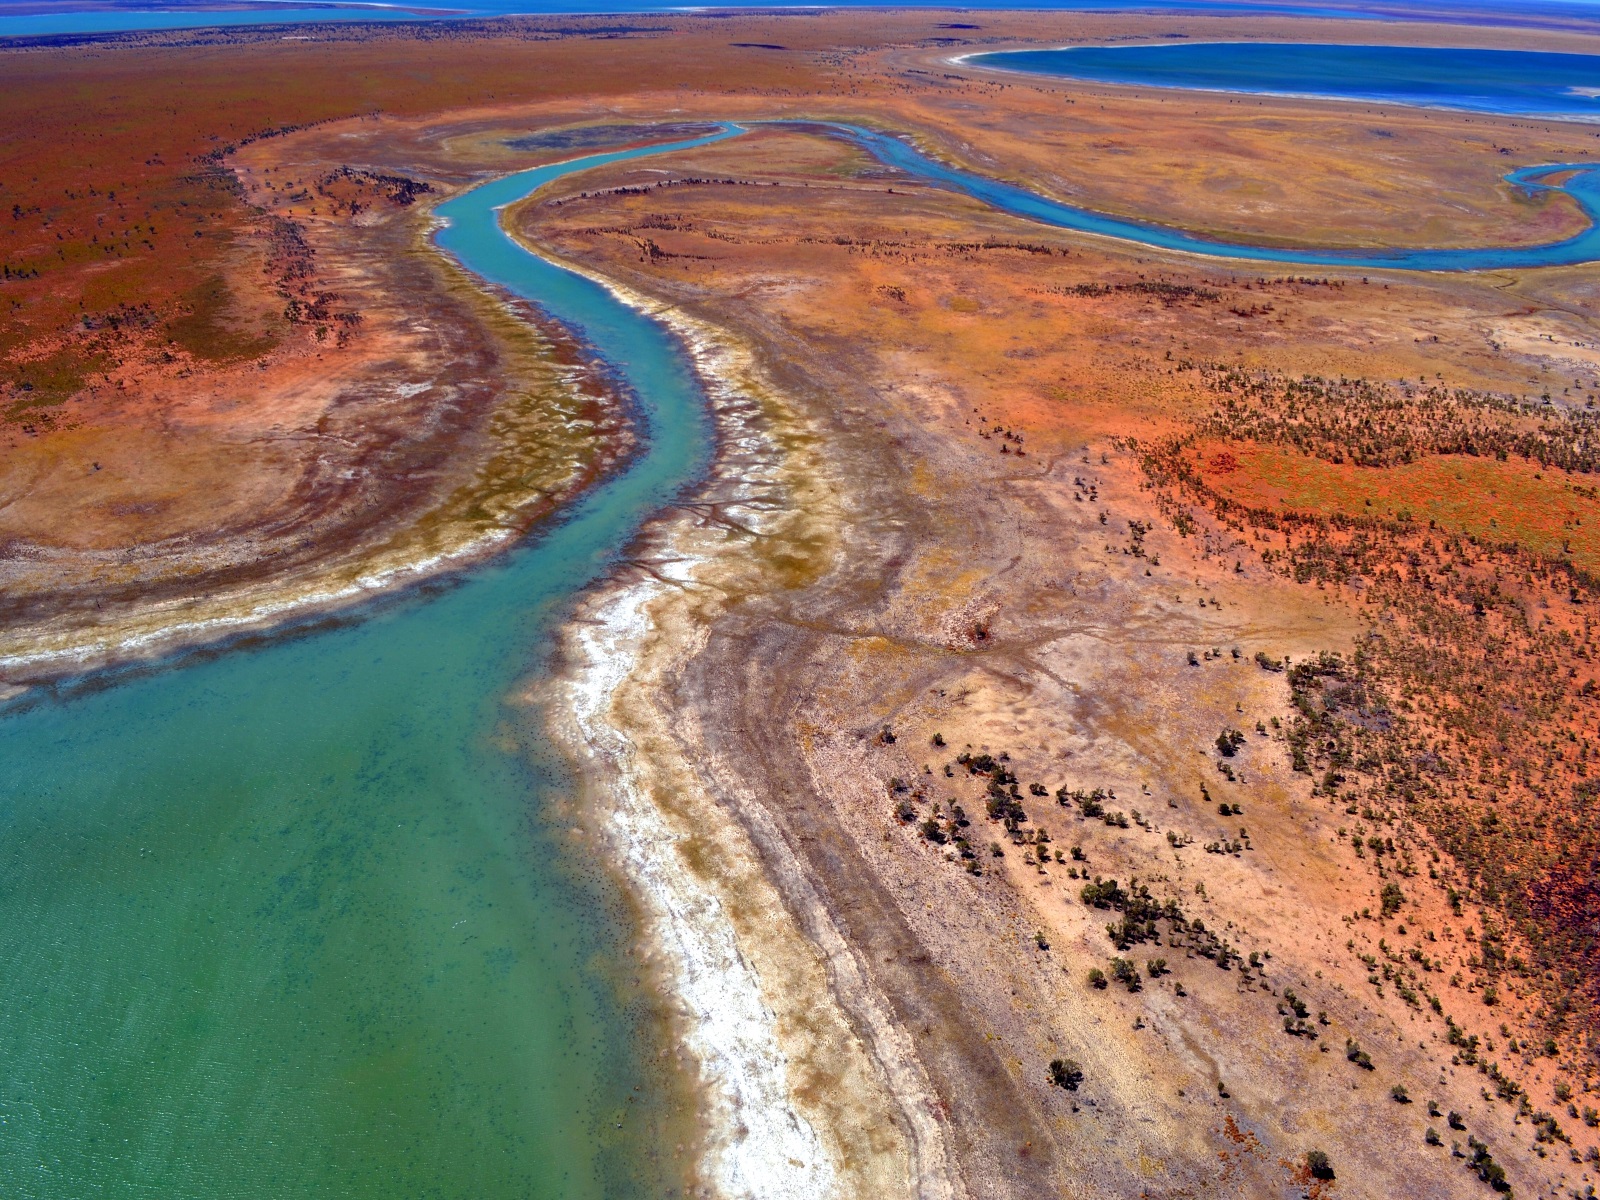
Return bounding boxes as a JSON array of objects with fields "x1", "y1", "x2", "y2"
[{"x1": 1118, "y1": 373, "x2": 1600, "y2": 1101}]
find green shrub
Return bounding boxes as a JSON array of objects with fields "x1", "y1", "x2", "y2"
[
  {"x1": 1380, "y1": 882, "x2": 1405, "y2": 918},
  {"x1": 1345, "y1": 1039, "x2": 1373, "y2": 1070},
  {"x1": 1109, "y1": 957, "x2": 1141, "y2": 992},
  {"x1": 1467, "y1": 1137, "x2": 1510, "y2": 1193}
]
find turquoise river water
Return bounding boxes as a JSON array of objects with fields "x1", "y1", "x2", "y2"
[
  {"x1": 6, "y1": 107, "x2": 1600, "y2": 1198},
  {"x1": 0, "y1": 127, "x2": 737, "y2": 1199}
]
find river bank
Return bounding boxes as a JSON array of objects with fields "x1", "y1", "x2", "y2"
[
  {"x1": 0, "y1": 185, "x2": 634, "y2": 691},
  {"x1": 539, "y1": 275, "x2": 951, "y2": 1197}
]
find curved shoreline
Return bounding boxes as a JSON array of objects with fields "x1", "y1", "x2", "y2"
[
  {"x1": 0, "y1": 227, "x2": 633, "y2": 692},
  {"x1": 805, "y1": 118, "x2": 1600, "y2": 270},
  {"x1": 14, "y1": 99, "x2": 1600, "y2": 693},
  {"x1": 952, "y1": 41, "x2": 1600, "y2": 123},
  {"x1": 532, "y1": 251, "x2": 958, "y2": 1198},
  {"x1": 434, "y1": 133, "x2": 953, "y2": 1195}
]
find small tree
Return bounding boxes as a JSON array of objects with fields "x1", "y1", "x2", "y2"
[
  {"x1": 1215, "y1": 728, "x2": 1246, "y2": 757},
  {"x1": 1110, "y1": 957, "x2": 1142, "y2": 992},
  {"x1": 1048, "y1": 1058, "x2": 1084, "y2": 1091},
  {"x1": 1305, "y1": 1149, "x2": 1334, "y2": 1180},
  {"x1": 1380, "y1": 882, "x2": 1405, "y2": 918},
  {"x1": 1086, "y1": 968, "x2": 1108, "y2": 990}
]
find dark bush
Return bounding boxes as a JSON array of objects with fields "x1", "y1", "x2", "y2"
[
  {"x1": 1467, "y1": 1137, "x2": 1510, "y2": 1193},
  {"x1": 1110, "y1": 957, "x2": 1142, "y2": 992},
  {"x1": 1381, "y1": 882, "x2": 1405, "y2": 918},
  {"x1": 1048, "y1": 1058, "x2": 1084, "y2": 1091}
]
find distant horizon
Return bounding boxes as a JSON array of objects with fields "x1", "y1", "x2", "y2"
[{"x1": 6, "y1": 0, "x2": 1600, "y2": 42}]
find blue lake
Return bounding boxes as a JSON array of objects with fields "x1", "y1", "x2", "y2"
[{"x1": 969, "y1": 42, "x2": 1600, "y2": 119}]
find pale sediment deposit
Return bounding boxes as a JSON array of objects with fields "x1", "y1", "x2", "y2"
[{"x1": 547, "y1": 290, "x2": 956, "y2": 1199}]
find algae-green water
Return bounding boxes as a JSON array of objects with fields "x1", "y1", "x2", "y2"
[{"x1": 0, "y1": 128, "x2": 737, "y2": 1198}]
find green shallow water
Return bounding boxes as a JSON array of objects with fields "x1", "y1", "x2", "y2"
[{"x1": 0, "y1": 129, "x2": 737, "y2": 1198}]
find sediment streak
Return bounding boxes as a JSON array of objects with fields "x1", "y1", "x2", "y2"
[{"x1": 547, "y1": 271, "x2": 957, "y2": 1200}]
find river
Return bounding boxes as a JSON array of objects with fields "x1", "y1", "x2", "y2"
[
  {"x1": 0, "y1": 128, "x2": 737, "y2": 1200},
  {"x1": 819, "y1": 121, "x2": 1600, "y2": 271}
]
